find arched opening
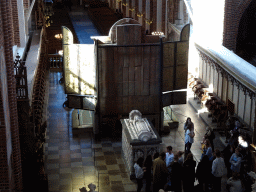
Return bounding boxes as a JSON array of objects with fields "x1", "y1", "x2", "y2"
[{"x1": 236, "y1": 0, "x2": 256, "y2": 66}]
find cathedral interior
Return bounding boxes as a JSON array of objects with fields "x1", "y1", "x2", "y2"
[{"x1": 1, "y1": 0, "x2": 256, "y2": 191}]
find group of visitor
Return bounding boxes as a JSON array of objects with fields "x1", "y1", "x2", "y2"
[{"x1": 133, "y1": 117, "x2": 251, "y2": 192}]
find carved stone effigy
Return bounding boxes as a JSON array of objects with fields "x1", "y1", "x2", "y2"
[{"x1": 121, "y1": 110, "x2": 162, "y2": 179}]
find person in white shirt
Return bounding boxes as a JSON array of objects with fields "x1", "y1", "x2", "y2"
[
  {"x1": 134, "y1": 157, "x2": 144, "y2": 192},
  {"x1": 185, "y1": 123, "x2": 195, "y2": 154},
  {"x1": 226, "y1": 172, "x2": 243, "y2": 192},
  {"x1": 165, "y1": 146, "x2": 174, "y2": 168},
  {"x1": 212, "y1": 149, "x2": 226, "y2": 192}
]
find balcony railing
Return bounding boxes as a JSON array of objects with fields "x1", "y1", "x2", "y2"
[
  {"x1": 195, "y1": 43, "x2": 256, "y2": 99},
  {"x1": 48, "y1": 54, "x2": 63, "y2": 70}
]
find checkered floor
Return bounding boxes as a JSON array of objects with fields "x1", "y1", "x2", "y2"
[{"x1": 45, "y1": 72, "x2": 139, "y2": 192}]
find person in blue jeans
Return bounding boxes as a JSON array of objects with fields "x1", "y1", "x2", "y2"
[{"x1": 185, "y1": 123, "x2": 195, "y2": 154}]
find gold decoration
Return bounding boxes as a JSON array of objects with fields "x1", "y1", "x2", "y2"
[
  {"x1": 137, "y1": 12, "x2": 144, "y2": 18},
  {"x1": 129, "y1": 7, "x2": 135, "y2": 12},
  {"x1": 122, "y1": 3, "x2": 128, "y2": 6},
  {"x1": 145, "y1": 18, "x2": 153, "y2": 25}
]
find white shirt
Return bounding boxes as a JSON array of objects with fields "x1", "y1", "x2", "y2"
[
  {"x1": 212, "y1": 157, "x2": 225, "y2": 177},
  {"x1": 166, "y1": 152, "x2": 174, "y2": 167},
  {"x1": 185, "y1": 129, "x2": 194, "y2": 144},
  {"x1": 134, "y1": 163, "x2": 144, "y2": 179}
]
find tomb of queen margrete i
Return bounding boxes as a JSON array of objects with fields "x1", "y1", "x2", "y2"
[{"x1": 121, "y1": 110, "x2": 162, "y2": 178}]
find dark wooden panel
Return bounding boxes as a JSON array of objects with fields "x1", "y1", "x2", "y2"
[
  {"x1": 162, "y1": 91, "x2": 187, "y2": 107},
  {"x1": 123, "y1": 96, "x2": 129, "y2": 113},
  {"x1": 143, "y1": 46, "x2": 150, "y2": 80},
  {"x1": 117, "y1": 82, "x2": 123, "y2": 96},
  {"x1": 163, "y1": 67, "x2": 174, "y2": 91},
  {"x1": 123, "y1": 67, "x2": 129, "y2": 82},
  {"x1": 142, "y1": 80, "x2": 150, "y2": 96},
  {"x1": 123, "y1": 81, "x2": 129, "y2": 96},
  {"x1": 163, "y1": 43, "x2": 175, "y2": 67},
  {"x1": 129, "y1": 47, "x2": 135, "y2": 81},
  {"x1": 129, "y1": 81, "x2": 135, "y2": 95},
  {"x1": 135, "y1": 47, "x2": 142, "y2": 66},
  {"x1": 135, "y1": 66, "x2": 142, "y2": 95},
  {"x1": 123, "y1": 46, "x2": 130, "y2": 67},
  {"x1": 175, "y1": 41, "x2": 188, "y2": 90}
]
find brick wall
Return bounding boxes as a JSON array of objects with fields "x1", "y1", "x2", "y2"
[
  {"x1": 183, "y1": 1, "x2": 188, "y2": 24},
  {"x1": 0, "y1": 0, "x2": 23, "y2": 191},
  {"x1": 23, "y1": 0, "x2": 29, "y2": 9},
  {"x1": 11, "y1": 0, "x2": 20, "y2": 47},
  {"x1": 223, "y1": 0, "x2": 253, "y2": 51},
  {"x1": 162, "y1": 0, "x2": 166, "y2": 33}
]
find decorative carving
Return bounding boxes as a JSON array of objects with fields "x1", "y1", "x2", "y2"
[
  {"x1": 125, "y1": 110, "x2": 157, "y2": 142},
  {"x1": 196, "y1": 48, "x2": 256, "y2": 99},
  {"x1": 14, "y1": 53, "x2": 28, "y2": 100}
]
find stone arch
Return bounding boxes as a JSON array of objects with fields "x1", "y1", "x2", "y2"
[
  {"x1": 223, "y1": 0, "x2": 253, "y2": 51},
  {"x1": 108, "y1": 18, "x2": 144, "y2": 43},
  {"x1": 235, "y1": 0, "x2": 256, "y2": 63}
]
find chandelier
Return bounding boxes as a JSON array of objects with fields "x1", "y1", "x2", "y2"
[
  {"x1": 151, "y1": 31, "x2": 164, "y2": 36},
  {"x1": 55, "y1": 34, "x2": 63, "y2": 40}
]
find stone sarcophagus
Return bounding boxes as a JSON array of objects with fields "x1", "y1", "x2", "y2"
[{"x1": 121, "y1": 110, "x2": 162, "y2": 179}]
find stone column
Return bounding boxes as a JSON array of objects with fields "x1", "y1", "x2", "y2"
[
  {"x1": 145, "y1": 0, "x2": 150, "y2": 32},
  {"x1": 138, "y1": 0, "x2": 143, "y2": 25},
  {"x1": 156, "y1": 0, "x2": 162, "y2": 32}
]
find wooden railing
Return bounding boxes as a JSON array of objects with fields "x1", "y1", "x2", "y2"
[{"x1": 48, "y1": 54, "x2": 63, "y2": 70}]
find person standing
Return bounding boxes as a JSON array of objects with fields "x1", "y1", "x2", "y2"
[
  {"x1": 166, "y1": 146, "x2": 174, "y2": 168},
  {"x1": 229, "y1": 147, "x2": 242, "y2": 174},
  {"x1": 205, "y1": 126, "x2": 215, "y2": 152},
  {"x1": 185, "y1": 123, "x2": 195, "y2": 155},
  {"x1": 212, "y1": 149, "x2": 226, "y2": 192},
  {"x1": 169, "y1": 154, "x2": 183, "y2": 192},
  {"x1": 152, "y1": 152, "x2": 168, "y2": 192},
  {"x1": 183, "y1": 153, "x2": 196, "y2": 192},
  {"x1": 143, "y1": 155, "x2": 153, "y2": 192},
  {"x1": 184, "y1": 117, "x2": 194, "y2": 132},
  {"x1": 134, "y1": 157, "x2": 144, "y2": 192},
  {"x1": 196, "y1": 155, "x2": 212, "y2": 192},
  {"x1": 177, "y1": 151, "x2": 184, "y2": 166},
  {"x1": 202, "y1": 139, "x2": 213, "y2": 161}
]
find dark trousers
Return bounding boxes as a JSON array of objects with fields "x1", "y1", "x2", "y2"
[
  {"x1": 145, "y1": 175, "x2": 151, "y2": 192},
  {"x1": 213, "y1": 176, "x2": 222, "y2": 192},
  {"x1": 183, "y1": 180, "x2": 194, "y2": 192},
  {"x1": 153, "y1": 182, "x2": 165, "y2": 192},
  {"x1": 185, "y1": 142, "x2": 192, "y2": 154},
  {"x1": 136, "y1": 178, "x2": 143, "y2": 192}
]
